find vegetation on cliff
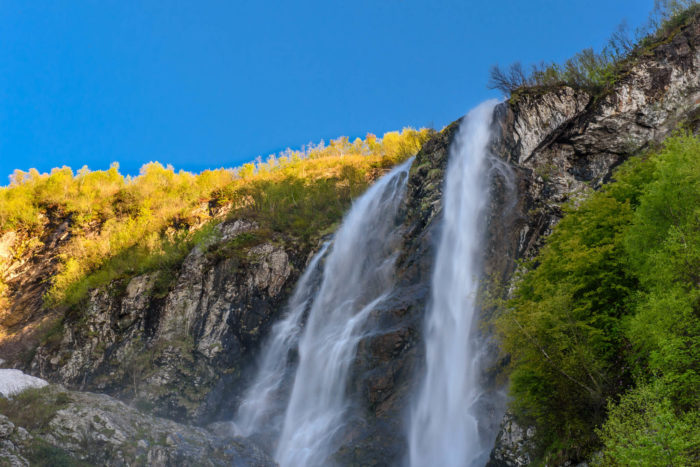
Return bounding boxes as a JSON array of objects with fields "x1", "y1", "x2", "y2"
[
  {"x1": 0, "y1": 128, "x2": 431, "y2": 309},
  {"x1": 494, "y1": 133, "x2": 700, "y2": 464},
  {"x1": 489, "y1": 0, "x2": 699, "y2": 98}
]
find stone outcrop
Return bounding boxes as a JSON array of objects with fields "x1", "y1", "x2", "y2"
[
  {"x1": 30, "y1": 219, "x2": 308, "y2": 424},
  {"x1": 0, "y1": 384, "x2": 275, "y2": 466},
  {"x1": 487, "y1": 412, "x2": 536, "y2": 467},
  {"x1": 0, "y1": 211, "x2": 73, "y2": 365}
]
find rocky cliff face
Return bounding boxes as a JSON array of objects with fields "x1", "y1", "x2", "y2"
[
  {"x1": 27, "y1": 219, "x2": 313, "y2": 424},
  {"x1": 483, "y1": 16, "x2": 699, "y2": 462},
  {"x1": 0, "y1": 383, "x2": 275, "y2": 467},
  {"x1": 333, "y1": 10, "x2": 700, "y2": 466},
  {"x1": 1, "y1": 9, "x2": 698, "y2": 467},
  {"x1": 0, "y1": 211, "x2": 73, "y2": 365}
]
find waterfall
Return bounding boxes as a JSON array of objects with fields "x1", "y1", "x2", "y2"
[
  {"x1": 233, "y1": 241, "x2": 329, "y2": 439},
  {"x1": 234, "y1": 158, "x2": 413, "y2": 467},
  {"x1": 409, "y1": 100, "x2": 499, "y2": 467}
]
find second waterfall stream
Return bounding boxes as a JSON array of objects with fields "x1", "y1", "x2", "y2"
[
  {"x1": 233, "y1": 100, "x2": 500, "y2": 467},
  {"x1": 234, "y1": 158, "x2": 413, "y2": 466}
]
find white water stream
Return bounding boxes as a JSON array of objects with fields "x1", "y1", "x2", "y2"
[
  {"x1": 234, "y1": 159, "x2": 413, "y2": 466},
  {"x1": 235, "y1": 100, "x2": 502, "y2": 467},
  {"x1": 409, "y1": 100, "x2": 499, "y2": 467},
  {"x1": 234, "y1": 241, "x2": 329, "y2": 439}
]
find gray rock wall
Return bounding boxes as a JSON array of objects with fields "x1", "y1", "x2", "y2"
[
  {"x1": 0, "y1": 385, "x2": 275, "y2": 466},
  {"x1": 31, "y1": 219, "x2": 309, "y2": 424}
]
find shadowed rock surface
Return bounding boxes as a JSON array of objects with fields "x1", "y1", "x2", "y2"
[{"x1": 29, "y1": 219, "x2": 311, "y2": 424}]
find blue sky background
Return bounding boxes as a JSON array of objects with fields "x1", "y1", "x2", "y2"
[{"x1": 0, "y1": 0, "x2": 654, "y2": 183}]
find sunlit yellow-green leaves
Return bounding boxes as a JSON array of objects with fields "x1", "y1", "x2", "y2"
[{"x1": 0, "y1": 127, "x2": 432, "y2": 308}]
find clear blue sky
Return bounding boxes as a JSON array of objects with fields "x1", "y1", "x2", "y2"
[{"x1": 0, "y1": 0, "x2": 653, "y2": 183}]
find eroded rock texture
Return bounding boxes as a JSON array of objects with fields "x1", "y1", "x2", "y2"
[
  {"x1": 30, "y1": 219, "x2": 308, "y2": 424},
  {"x1": 0, "y1": 385, "x2": 275, "y2": 467}
]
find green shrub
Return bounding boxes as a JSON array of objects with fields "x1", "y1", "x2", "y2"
[
  {"x1": 494, "y1": 133, "x2": 700, "y2": 462},
  {"x1": 595, "y1": 382, "x2": 700, "y2": 466},
  {"x1": 0, "y1": 387, "x2": 71, "y2": 431},
  {"x1": 25, "y1": 439, "x2": 89, "y2": 467}
]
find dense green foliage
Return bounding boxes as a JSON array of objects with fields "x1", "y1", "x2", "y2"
[
  {"x1": 596, "y1": 382, "x2": 700, "y2": 466},
  {"x1": 489, "y1": 1, "x2": 699, "y2": 97},
  {"x1": 0, "y1": 128, "x2": 431, "y2": 308},
  {"x1": 494, "y1": 133, "x2": 700, "y2": 463}
]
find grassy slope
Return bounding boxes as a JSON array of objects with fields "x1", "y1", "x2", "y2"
[{"x1": 0, "y1": 128, "x2": 432, "y2": 342}]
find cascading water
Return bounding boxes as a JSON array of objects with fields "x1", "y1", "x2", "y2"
[
  {"x1": 409, "y1": 100, "x2": 500, "y2": 467},
  {"x1": 233, "y1": 241, "x2": 329, "y2": 439},
  {"x1": 234, "y1": 158, "x2": 413, "y2": 467}
]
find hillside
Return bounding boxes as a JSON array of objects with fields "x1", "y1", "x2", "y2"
[{"x1": 0, "y1": 128, "x2": 430, "y2": 369}]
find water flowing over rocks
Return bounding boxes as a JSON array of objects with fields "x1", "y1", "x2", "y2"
[
  {"x1": 409, "y1": 100, "x2": 503, "y2": 467},
  {"x1": 333, "y1": 14, "x2": 699, "y2": 465},
  {"x1": 274, "y1": 159, "x2": 413, "y2": 466},
  {"x1": 233, "y1": 242, "x2": 330, "y2": 443},
  {"x1": 0, "y1": 10, "x2": 698, "y2": 466}
]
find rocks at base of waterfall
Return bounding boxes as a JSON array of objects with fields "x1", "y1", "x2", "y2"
[
  {"x1": 0, "y1": 384, "x2": 275, "y2": 467},
  {"x1": 207, "y1": 421, "x2": 276, "y2": 466},
  {"x1": 486, "y1": 412, "x2": 536, "y2": 466}
]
